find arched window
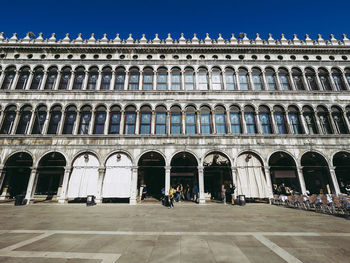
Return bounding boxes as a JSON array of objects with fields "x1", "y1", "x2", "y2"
[
  {"x1": 15, "y1": 67, "x2": 30, "y2": 90},
  {"x1": 124, "y1": 106, "x2": 136, "y2": 134},
  {"x1": 211, "y1": 67, "x2": 222, "y2": 90},
  {"x1": 47, "y1": 105, "x2": 62, "y2": 134},
  {"x1": 215, "y1": 106, "x2": 226, "y2": 134},
  {"x1": 16, "y1": 105, "x2": 32, "y2": 134},
  {"x1": 157, "y1": 67, "x2": 167, "y2": 90},
  {"x1": 304, "y1": 68, "x2": 317, "y2": 90},
  {"x1": 273, "y1": 106, "x2": 287, "y2": 134},
  {"x1": 198, "y1": 67, "x2": 208, "y2": 90},
  {"x1": 62, "y1": 105, "x2": 77, "y2": 134},
  {"x1": 1, "y1": 67, "x2": 16, "y2": 90},
  {"x1": 317, "y1": 106, "x2": 333, "y2": 134},
  {"x1": 128, "y1": 68, "x2": 140, "y2": 90},
  {"x1": 259, "y1": 105, "x2": 272, "y2": 134},
  {"x1": 170, "y1": 106, "x2": 181, "y2": 134},
  {"x1": 30, "y1": 67, "x2": 44, "y2": 90},
  {"x1": 292, "y1": 68, "x2": 304, "y2": 90},
  {"x1": 303, "y1": 106, "x2": 318, "y2": 134},
  {"x1": 265, "y1": 67, "x2": 277, "y2": 90},
  {"x1": 238, "y1": 68, "x2": 249, "y2": 90},
  {"x1": 108, "y1": 105, "x2": 121, "y2": 134},
  {"x1": 78, "y1": 105, "x2": 92, "y2": 134},
  {"x1": 73, "y1": 67, "x2": 85, "y2": 90},
  {"x1": 32, "y1": 105, "x2": 47, "y2": 134},
  {"x1": 93, "y1": 105, "x2": 106, "y2": 134},
  {"x1": 155, "y1": 105, "x2": 167, "y2": 134},
  {"x1": 184, "y1": 67, "x2": 195, "y2": 90},
  {"x1": 58, "y1": 67, "x2": 71, "y2": 90},
  {"x1": 0, "y1": 105, "x2": 17, "y2": 134},
  {"x1": 115, "y1": 67, "x2": 125, "y2": 90},
  {"x1": 331, "y1": 106, "x2": 348, "y2": 134},
  {"x1": 185, "y1": 106, "x2": 196, "y2": 134},
  {"x1": 278, "y1": 68, "x2": 291, "y2": 90},
  {"x1": 229, "y1": 105, "x2": 241, "y2": 134},
  {"x1": 288, "y1": 106, "x2": 302, "y2": 134},
  {"x1": 101, "y1": 67, "x2": 112, "y2": 90},
  {"x1": 143, "y1": 67, "x2": 153, "y2": 90},
  {"x1": 200, "y1": 106, "x2": 212, "y2": 134},
  {"x1": 244, "y1": 106, "x2": 256, "y2": 134},
  {"x1": 225, "y1": 68, "x2": 235, "y2": 90},
  {"x1": 87, "y1": 67, "x2": 98, "y2": 90},
  {"x1": 44, "y1": 67, "x2": 58, "y2": 90},
  {"x1": 252, "y1": 68, "x2": 263, "y2": 90},
  {"x1": 171, "y1": 68, "x2": 181, "y2": 90},
  {"x1": 318, "y1": 68, "x2": 332, "y2": 91},
  {"x1": 331, "y1": 68, "x2": 345, "y2": 91},
  {"x1": 140, "y1": 105, "x2": 152, "y2": 134}
]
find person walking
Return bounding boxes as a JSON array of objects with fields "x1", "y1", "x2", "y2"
[
  {"x1": 193, "y1": 183, "x2": 199, "y2": 203},
  {"x1": 185, "y1": 184, "x2": 191, "y2": 201},
  {"x1": 141, "y1": 184, "x2": 147, "y2": 200},
  {"x1": 168, "y1": 185, "x2": 175, "y2": 208},
  {"x1": 228, "y1": 183, "x2": 236, "y2": 205}
]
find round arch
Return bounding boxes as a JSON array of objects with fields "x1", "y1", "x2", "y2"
[{"x1": 332, "y1": 151, "x2": 350, "y2": 194}]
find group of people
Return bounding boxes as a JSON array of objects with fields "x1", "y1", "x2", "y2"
[
  {"x1": 339, "y1": 179, "x2": 350, "y2": 195},
  {"x1": 273, "y1": 183, "x2": 297, "y2": 196},
  {"x1": 220, "y1": 183, "x2": 236, "y2": 205},
  {"x1": 164, "y1": 183, "x2": 199, "y2": 208}
]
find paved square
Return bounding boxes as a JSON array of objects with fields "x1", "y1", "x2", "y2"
[{"x1": 0, "y1": 203, "x2": 348, "y2": 262}]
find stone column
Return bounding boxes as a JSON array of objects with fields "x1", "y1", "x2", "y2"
[
  {"x1": 0, "y1": 167, "x2": 8, "y2": 200},
  {"x1": 301, "y1": 72, "x2": 310, "y2": 91},
  {"x1": 124, "y1": 70, "x2": 129, "y2": 90},
  {"x1": 314, "y1": 112, "x2": 322, "y2": 134},
  {"x1": 82, "y1": 70, "x2": 89, "y2": 90},
  {"x1": 196, "y1": 110, "x2": 201, "y2": 134},
  {"x1": 53, "y1": 70, "x2": 61, "y2": 90},
  {"x1": 329, "y1": 166, "x2": 340, "y2": 195},
  {"x1": 181, "y1": 110, "x2": 186, "y2": 134},
  {"x1": 58, "y1": 110, "x2": 65, "y2": 135},
  {"x1": 343, "y1": 112, "x2": 350, "y2": 133},
  {"x1": 329, "y1": 74, "x2": 337, "y2": 91},
  {"x1": 329, "y1": 112, "x2": 338, "y2": 134},
  {"x1": 73, "y1": 111, "x2": 80, "y2": 135},
  {"x1": 110, "y1": 70, "x2": 116, "y2": 90},
  {"x1": 138, "y1": 70, "x2": 143, "y2": 90},
  {"x1": 95, "y1": 70, "x2": 102, "y2": 90},
  {"x1": 0, "y1": 70, "x2": 5, "y2": 88},
  {"x1": 222, "y1": 70, "x2": 227, "y2": 90},
  {"x1": 152, "y1": 70, "x2": 156, "y2": 90},
  {"x1": 166, "y1": 112, "x2": 171, "y2": 135},
  {"x1": 58, "y1": 166, "x2": 71, "y2": 203},
  {"x1": 285, "y1": 110, "x2": 293, "y2": 134},
  {"x1": 25, "y1": 70, "x2": 34, "y2": 90},
  {"x1": 95, "y1": 167, "x2": 105, "y2": 204},
  {"x1": 151, "y1": 111, "x2": 156, "y2": 134},
  {"x1": 42, "y1": 112, "x2": 50, "y2": 135},
  {"x1": 88, "y1": 111, "x2": 96, "y2": 135},
  {"x1": 119, "y1": 110, "x2": 125, "y2": 135},
  {"x1": 194, "y1": 70, "x2": 199, "y2": 90},
  {"x1": 342, "y1": 72, "x2": 350, "y2": 90},
  {"x1": 289, "y1": 71, "x2": 297, "y2": 91},
  {"x1": 181, "y1": 70, "x2": 185, "y2": 90},
  {"x1": 300, "y1": 112, "x2": 309, "y2": 134},
  {"x1": 296, "y1": 166, "x2": 307, "y2": 195},
  {"x1": 234, "y1": 71, "x2": 240, "y2": 90},
  {"x1": 104, "y1": 110, "x2": 110, "y2": 135},
  {"x1": 24, "y1": 167, "x2": 38, "y2": 204},
  {"x1": 10, "y1": 110, "x2": 20, "y2": 135},
  {"x1": 241, "y1": 111, "x2": 247, "y2": 134},
  {"x1": 275, "y1": 72, "x2": 282, "y2": 91},
  {"x1": 255, "y1": 113, "x2": 262, "y2": 134},
  {"x1": 129, "y1": 166, "x2": 138, "y2": 205},
  {"x1": 270, "y1": 111, "x2": 278, "y2": 134},
  {"x1": 261, "y1": 70, "x2": 267, "y2": 90},
  {"x1": 226, "y1": 110, "x2": 232, "y2": 134},
  {"x1": 315, "y1": 73, "x2": 323, "y2": 91},
  {"x1": 135, "y1": 110, "x2": 140, "y2": 135},
  {"x1": 10, "y1": 70, "x2": 20, "y2": 90},
  {"x1": 165, "y1": 166, "x2": 171, "y2": 195},
  {"x1": 207, "y1": 70, "x2": 212, "y2": 90},
  {"x1": 26, "y1": 110, "x2": 36, "y2": 135},
  {"x1": 167, "y1": 70, "x2": 171, "y2": 90},
  {"x1": 68, "y1": 71, "x2": 75, "y2": 90},
  {"x1": 39, "y1": 70, "x2": 48, "y2": 90},
  {"x1": 212, "y1": 112, "x2": 217, "y2": 134},
  {"x1": 231, "y1": 167, "x2": 238, "y2": 199},
  {"x1": 263, "y1": 166, "x2": 273, "y2": 198},
  {"x1": 198, "y1": 166, "x2": 205, "y2": 204},
  {"x1": 247, "y1": 70, "x2": 253, "y2": 90}
]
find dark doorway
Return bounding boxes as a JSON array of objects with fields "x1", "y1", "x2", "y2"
[
  {"x1": 333, "y1": 151, "x2": 350, "y2": 194},
  {"x1": 138, "y1": 152, "x2": 165, "y2": 200},
  {"x1": 0, "y1": 152, "x2": 33, "y2": 198},
  {"x1": 301, "y1": 152, "x2": 333, "y2": 194}
]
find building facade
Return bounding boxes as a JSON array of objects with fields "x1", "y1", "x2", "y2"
[{"x1": 0, "y1": 32, "x2": 349, "y2": 204}]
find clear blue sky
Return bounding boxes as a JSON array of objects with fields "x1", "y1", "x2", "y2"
[{"x1": 2, "y1": 0, "x2": 349, "y2": 41}]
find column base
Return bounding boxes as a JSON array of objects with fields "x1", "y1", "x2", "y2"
[
  {"x1": 95, "y1": 198, "x2": 102, "y2": 204},
  {"x1": 199, "y1": 198, "x2": 206, "y2": 204},
  {"x1": 58, "y1": 198, "x2": 67, "y2": 204},
  {"x1": 129, "y1": 198, "x2": 137, "y2": 205}
]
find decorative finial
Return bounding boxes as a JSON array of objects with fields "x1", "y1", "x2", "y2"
[
  {"x1": 113, "y1": 33, "x2": 121, "y2": 44},
  {"x1": 126, "y1": 33, "x2": 134, "y2": 44},
  {"x1": 217, "y1": 33, "x2": 225, "y2": 44},
  {"x1": 268, "y1": 33, "x2": 275, "y2": 45},
  {"x1": 204, "y1": 33, "x2": 212, "y2": 44},
  {"x1": 191, "y1": 33, "x2": 199, "y2": 44},
  {"x1": 254, "y1": 33, "x2": 263, "y2": 45},
  {"x1": 62, "y1": 33, "x2": 70, "y2": 43},
  {"x1": 100, "y1": 33, "x2": 108, "y2": 43},
  {"x1": 179, "y1": 33, "x2": 186, "y2": 44},
  {"x1": 305, "y1": 34, "x2": 313, "y2": 45},
  {"x1": 230, "y1": 33, "x2": 237, "y2": 44},
  {"x1": 317, "y1": 34, "x2": 325, "y2": 45},
  {"x1": 153, "y1": 33, "x2": 161, "y2": 44},
  {"x1": 165, "y1": 33, "x2": 173, "y2": 44},
  {"x1": 342, "y1": 34, "x2": 350, "y2": 45},
  {"x1": 48, "y1": 33, "x2": 56, "y2": 43},
  {"x1": 292, "y1": 34, "x2": 301, "y2": 45},
  {"x1": 280, "y1": 33, "x2": 288, "y2": 45},
  {"x1": 329, "y1": 34, "x2": 338, "y2": 45}
]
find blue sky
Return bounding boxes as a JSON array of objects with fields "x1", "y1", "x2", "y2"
[{"x1": 2, "y1": 0, "x2": 349, "y2": 41}]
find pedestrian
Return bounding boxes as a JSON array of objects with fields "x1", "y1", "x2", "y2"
[
  {"x1": 179, "y1": 183, "x2": 184, "y2": 200},
  {"x1": 175, "y1": 184, "x2": 181, "y2": 202},
  {"x1": 185, "y1": 184, "x2": 191, "y2": 201},
  {"x1": 221, "y1": 184, "x2": 226, "y2": 204},
  {"x1": 141, "y1": 184, "x2": 147, "y2": 200},
  {"x1": 192, "y1": 183, "x2": 199, "y2": 203},
  {"x1": 228, "y1": 183, "x2": 236, "y2": 205},
  {"x1": 168, "y1": 185, "x2": 174, "y2": 208}
]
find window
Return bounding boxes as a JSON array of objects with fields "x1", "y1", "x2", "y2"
[
  {"x1": 1, "y1": 67, "x2": 16, "y2": 90},
  {"x1": 93, "y1": 109, "x2": 106, "y2": 134},
  {"x1": 332, "y1": 69, "x2": 345, "y2": 91},
  {"x1": 59, "y1": 68, "x2": 71, "y2": 90},
  {"x1": 265, "y1": 69, "x2": 277, "y2": 90},
  {"x1": 30, "y1": 68, "x2": 44, "y2": 90},
  {"x1": 78, "y1": 107, "x2": 92, "y2": 135},
  {"x1": 32, "y1": 106, "x2": 47, "y2": 134},
  {"x1": 332, "y1": 107, "x2": 348, "y2": 134},
  {"x1": 215, "y1": 107, "x2": 226, "y2": 134},
  {"x1": 47, "y1": 106, "x2": 62, "y2": 134},
  {"x1": 15, "y1": 68, "x2": 30, "y2": 90},
  {"x1": 198, "y1": 68, "x2": 208, "y2": 90},
  {"x1": 115, "y1": 68, "x2": 125, "y2": 90},
  {"x1": 155, "y1": 112, "x2": 166, "y2": 134},
  {"x1": 16, "y1": 106, "x2": 32, "y2": 134},
  {"x1": 157, "y1": 68, "x2": 167, "y2": 90},
  {"x1": 252, "y1": 69, "x2": 262, "y2": 90},
  {"x1": 87, "y1": 68, "x2": 98, "y2": 90},
  {"x1": 0, "y1": 106, "x2": 16, "y2": 134},
  {"x1": 73, "y1": 68, "x2": 85, "y2": 90},
  {"x1": 171, "y1": 107, "x2": 181, "y2": 134},
  {"x1": 101, "y1": 68, "x2": 112, "y2": 90},
  {"x1": 278, "y1": 69, "x2": 291, "y2": 90},
  {"x1": 288, "y1": 107, "x2": 302, "y2": 134},
  {"x1": 319, "y1": 69, "x2": 332, "y2": 90},
  {"x1": 143, "y1": 68, "x2": 153, "y2": 90},
  {"x1": 185, "y1": 68, "x2": 195, "y2": 90},
  {"x1": 185, "y1": 108, "x2": 196, "y2": 134},
  {"x1": 44, "y1": 68, "x2": 58, "y2": 90},
  {"x1": 62, "y1": 107, "x2": 77, "y2": 134},
  {"x1": 140, "y1": 112, "x2": 151, "y2": 134},
  {"x1": 200, "y1": 107, "x2": 211, "y2": 134},
  {"x1": 171, "y1": 68, "x2": 181, "y2": 90},
  {"x1": 124, "y1": 111, "x2": 136, "y2": 134},
  {"x1": 244, "y1": 106, "x2": 256, "y2": 134},
  {"x1": 274, "y1": 113, "x2": 286, "y2": 134},
  {"x1": 129, "y1": 69, "x2": 139, "y2": 90},
  {"x1": 259, "y1": 113, "x2": 271, "y2": 134},
  {"x1": 238, "y1": 68, "x2": 249, "y2": 90},
  {"x1": 230, "y1": 106, "x2": 241, "y2": 134},
  {"x1": 109, "y1": 106, "x2": 121, "y2": 134},
  {"x1": 225, "y1": 69, "x2": 235, "y2": 90},
  {"x1": 303, "y1": 107, "x2": 318, "y2": 134},
  {"x1": 317, "y1": 107, "x2": 332, "y2": 134},
  {"x1": 211, "y1": 68, "x2": 222, "y2": 90},
  {"x1": 292, "y1": 68, "x2": 304, "y2": 90}
]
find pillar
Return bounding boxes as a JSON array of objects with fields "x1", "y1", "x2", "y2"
[
  {"x1": 212, "y1": 112, "x2": 217, "y2": 134},
  {"x1": 39, "y1": 70, "x2": 48, "y2": 90},
  {"x1": 25, "y1": 70, "x2": 34, "y2": 90},
  {"x1": 301, "y1": 72, "x2": 310, "y2": 91},
  {"x1": 241, "y1": 111, "x2": 247, "y2": 134},
  {"x1": 24, "y1": 167, "x2": 38, "y2": 204},
  {"x1": 10, "y1": 70, "x2": 20, "y2": 90},
  {"x1": 95, "y1": 167, "x2": 105, "y2": 204},
  {"x1": 181, "y1": 110, "x2": 186, "y2": 134},
  {"x1": 329, "y1": 166, "x2": 340, "y2": 195},
  {"x1": 167, "y1": 70, "x2": 171, "y2": 90},
  {"x1": 96, "y1": 70, "x2": 102, "y2": 90},
  {"x1": 73, "y1": 111, "x2": 80, "y2": 135},
  {"x1": 343, "y1": 111, "x2": 350, "y2": 133},
  {"x1": 58, "y1": 110, "x2": 65, "y2": 135},
  {"x1": 261, "y1": 71, "x2": 267, "y2": 90},
  {"x1": 130, "y1": 166, "x2": 138, "y2": 205},
  {"x1": 151, "y1": 111, "x2": 155, "y2": 134},
  {"x1": 342, "y1": 72, "x2": 350, "y2": 90},
  {"x1": 110, "y1": 70, "x2": 116, "y2": 90},
  {"x1": 315, "y1": 73, "x2": 323, "y2": 91},
  {"x1": 135, "y1": 110, "x2": 140, "y2": 135},
  {"x1": 263, "y1": 166, "x2": 273, "y2": 198},
  {"x1": 208, "y1": 70, "x2": 212, "y2": 90},
  {"x1": 198, "y1": 166, "x2": 205, "y2": 204},
  {"x1": 234, "y1": 71, "x2": 240, "y2": 90},
  {"x1": 166, "y1": 112, "x2": 171, "y2": 135},
  {"x1": 300, "y1": 112, "x2": 309, "y2": 134},
  {"x1": 53, "y1": 70, "x2": 61, "y2": 90},
  {"x1": 165, "y1": 166, "x2": 170, "y2": 195},
  {"x1": 329, "y1": 73, "x2": 337, "y2": 91},
  {"x1": 296, "y1": 166, "x2": 307, "y2": 195},
  {"x1": 289, "y1": 71, "x2": 297, "y2": 91},
  {"x1": 0, "y1": 70, "x2": 5, "y2": 88},
  {"x1": 152, "y1": 70, "x2": 156, "y2": 90},
  {"x1": 82, "y1": 70, "x2": 89, "y2": 90},
  {"x1": 222, "y1": 70, "x2": 227, "y2": 90},
  {"x1": 138, "y1": 70, "x2": 143, "y2": 90},
  {"x1": 196, "y1": 110, "x2": 201, "y2": 134},
  {"x1": 231, "y1": 167, "x2": 238, "y2": 199},
  {"x1": 104, "y1": 110, "x2": 110, "y2": 135},
  {"x1": 181, "y1": 70, "x2": 185, "y2": 90},
  {"x1": 255, "y1": 113, "x2": 263, "y2": 134},
  {"x1": 0, "y1": 167, "x2": 8, "y2": 200},
  {"x1": 247, "y1": 70, "x2": 253, "y2": 90},
  {"x1": 270, "y1": 111, "x2": 278, "y2": 134},
  {"x1": 68, "y1": 71, "x2": 75, "y2": 90},
  {"x1": 88, "y1": 111, "x2": 96, "y2": 135},
  {"x1": 124, "y1": 70, "x2": 129, "y2": 90},
  {"x1": 275, "y1": 72, "x2": 282, "y2": 91},
  {"x1": 10, "y1": 110, "x2": 20, "y2": 135},
  {"x1": 119, "y1": 110, "x2": 125, "y2": 135},
  {"x1": 58, "y1": 166, "x2": 71, "y2": 203},
  {"x1": 26, "y1": 110, "x2": 36, "y2": 135},
  {"x1": 285, "y1": 110, "x2": 293, "y2": 134}
]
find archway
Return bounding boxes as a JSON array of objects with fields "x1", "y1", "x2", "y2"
[
  {"x1": 301, "y1": 152, "x2": 334, "y2": 194},
  {"x1": 269, "y1": 152, "x2": 300, "y2": 194},
  {"x1": 103, "y1": 152, "x2": 132, "y2": 202},
  {"x1": 236, "y1": 152, "x2": 269, "y2": 198},
  {"x1": 35, "y1": 152, "x2": 66, "y2": 200},
  {"x1": 0, "y1": 152, "x2": 33, "y2": 199},
  {"x1": 138, "y1": 151, "x2": 165, "y2": 200},
  {"x1": 333, "y1": 151, "x2": 350, "y2": 194},
  {"x1": 203, "y1": 152, "x2": 232, "y2": 201},
  {"x1": 170, "y1": 152, "x2": 198, "y2": 201},
  {"x1": 67, "y1": 152, "x2": 99, "y2": 201}
]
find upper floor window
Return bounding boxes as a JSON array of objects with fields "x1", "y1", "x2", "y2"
[
  {"x1": 184, "y1": 68, "x2": 195, "y2": 90},
  {"x1": 93, "y1": 106, "x2": 107, "y2": 134},
  {"x1": 73, "y1": 67, "x2": 85, "y2": 90},
  {"x1": 200, "y1": 106, "x2": 211, "y2": 134},
  {"x1": 62, "y1": 106, "x2": 77, "y2": 134},
  {"x1": 278, "y1": 68, "x2": 291, "y2": 90},
  {"x1": 155, "y1": 106, "x2": 167, "y2": 134},
  {"x1": 211, "y1": 68, "x2": 222, "y2": 90},
  {"x1": 259, "y1": 106, "x2": 272, "y2": 134},
  {"x1": 171, "y1": 68, "x2": 181, "y2": 90},
  {"x1": 225, "y1": 68, "x2": 236, "y2": 90},
  {"x1": 265, "y1": 68, "x2": 277, "y2": 90},
  {"x1": 0, "y1": 106, "x2": 16, "y2": 134},
  {"x1": 273, "y1": 106, "x2": 287, "y2": 134},
  {"x1": 332, "y1": 106, "x2": 348, "y2": 134},
  {"x1": 305, "y1": 68, "x2": 318, "y2": 90},
  {"x1": 16, "y1": 105, "x2": 32, "y2": 134},
  {"x1": 319, "y1": 68, "x2": 332, "y2": 91},
  {"x1": 128, "y1": 68, "x2": 139, "y2": 90},
  {"x1": 47, "y1": 105, "x2": 62, "y2": 135},
  {"x1": 185, "y1": 106, "x2": 196, "y2": 134},
  {"x1": 288, "y1": 106, "x2": 302, "y2": 134},
  {"x1": 230, "y1": 106, "x2": 241, "y2": 134},
  {"x1": 32, "y1": 105, "x2": 47, "y2": 134},
  {"x1": 87, "y1": 67, "x2": 98, "y2": 90},
  {"x1": 108, "y1": 105, "x2": 121, "y2": 134},
  {"x1": 115, "y1": 68, "x2": 125, "y2": 90},
  {"x1": 30, "y1": 67, "x2": 44, "y2": 90},
  {"x1": 1, "y1": 67, "x2": 16, "y2": 90},
  {"x1": 331, "y1": 69, "x2": 345, "y2": 91},
  {"x1": 198, "y1": 68, "x2": 208, "y2": 90},
  {"x1": 59, "y1": 67, "x2": 71, "y2": 90},
  {"x1": 252, "y1": 68, "x2": 263, "y2": 91},
  {"x1": 292, "y1": 68, "x2": 304, "y2": 90},
  {"x1": 15, "y1": 67, "x2": 30, "y2": 90},
  {"x1": 317, "y1": 106, "x2": 332, "y2": 134},
  {"x1": 78, "y1": 106, "x2": 92, "y2": 134},
  {"x1": 44, "y1": 67, "x2": 58, "y2": 90},
  {"x1": 124, "y1": 108, "x2": 136, "y2": 134},
  {"x1": 303, "y1": 106, "x2": 318, "y2": 134},
  {"x1": 143, "y1": 68, "x2": 153, "y2": 90},
  {"x1": 244, "y1": 106, "x2": 256, "y2": 134},
  {"x1": 238, "y1": 68, "x2": 249, "y2": 90},
  {"x1": 170, "y1": 106, "x2": 181, "y2": 134},
  {"x1": 215, "y1": 106, "x2": 226, "y2": 134},
  {"x1": 140, "y1": 106, "x2": 151, "y2": 134},
  {"x1": 101, "y1": 68, "x2": 112, "y2": 90},
  {"x1": 157, "y1": 68, "x2": 167, "y2": 90}
]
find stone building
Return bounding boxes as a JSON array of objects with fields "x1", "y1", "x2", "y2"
[{"x1": 0, "y1": 32, "x2": 349, "y2": 204}]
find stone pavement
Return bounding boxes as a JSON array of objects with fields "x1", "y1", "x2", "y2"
[{"x1": 0, "y1": 202, "x2": 348, "y2": 262}]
